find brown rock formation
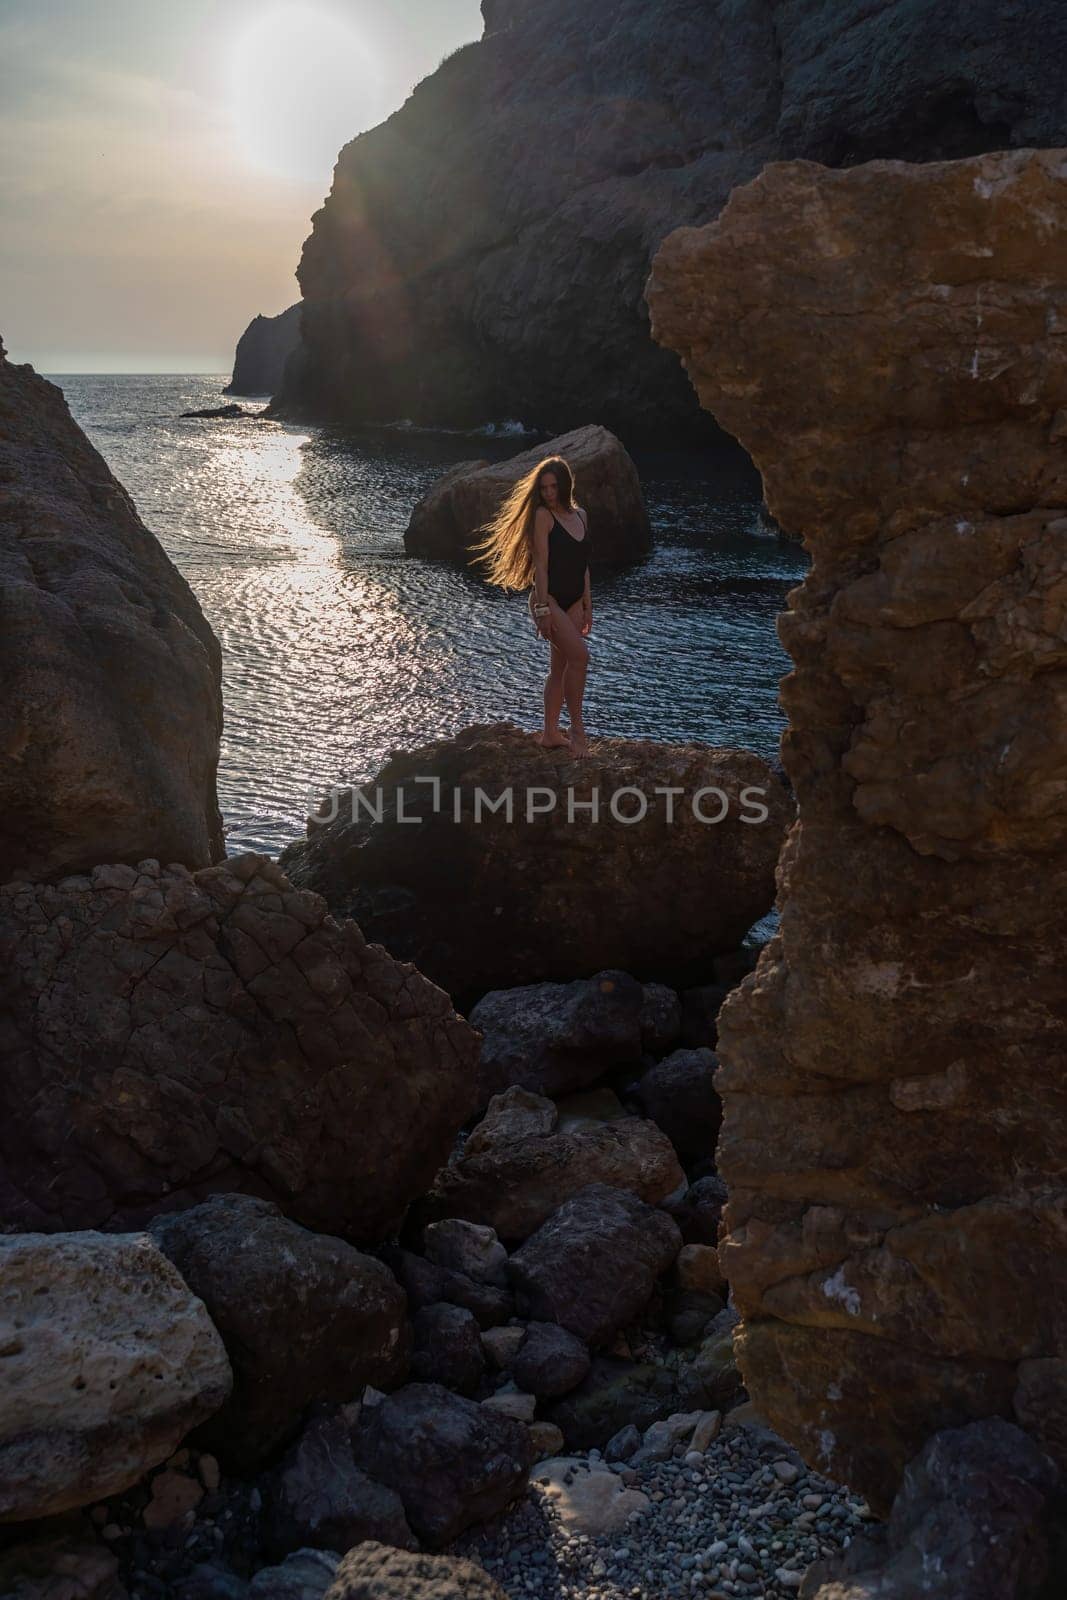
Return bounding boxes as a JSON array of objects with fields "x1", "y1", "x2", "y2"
[
  {"x1": 279, "y1": 722, "x2": 793, "y2": 1011},
  {"x1": 0, "y1": 340, "x2": 224, "y2": 882},
  {"x1": 0, "y1": 852, "x2": 480, "y2": 1242},
  {"x1": 272, "y1": 1, "x2": 1067, "y2": 440},
  {"x1": 647, "y1": 149, "x2": 1067, "y2": 1511},
  {"x1": 404, "y1": 425, "x2": 651, "y2": 562}
]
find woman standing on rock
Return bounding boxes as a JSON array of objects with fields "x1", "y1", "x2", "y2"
[{"x1": 470, "y1": 455, "x2": 593, "y2": 758}]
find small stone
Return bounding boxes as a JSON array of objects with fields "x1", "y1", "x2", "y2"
[
  {"x1": 142, "y1": 1470, "x2": 203, "y2": 1530},
  {"x1": 198, "y1": 1454, "x2": 221, "y2": 1491},
  {"x1": 528, "y1": 1421, "x2": 565, "y2": 1459},
  {"x1": 776, "y1": 1570, "x2": 803, "y2": 1590},
  {"x1": 481, "y1": 1325, "x2": 526, "y2": 1368},
  {"x1": 772, "y1": 1459, "x2": 799, "y2": 1484},
  {"x1": 690, "y1": 1410, "x2": 722, "y2": 1453},
  {"x1": 482, "y1": 1390, "x2": 537, "y2": 1422}
]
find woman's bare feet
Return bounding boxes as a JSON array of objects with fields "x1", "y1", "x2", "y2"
[
  {"x1": 534, "y1": 728, "x2": 571, "y2": 749},
  {"x1": 569, "y1": 726, "x2": 591, "y2": 759}
]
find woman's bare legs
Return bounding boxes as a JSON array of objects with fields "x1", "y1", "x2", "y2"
[
  {"x1": 535, "y1": 637, "x2": 570, "y2": 748},
  {"x1": 552, "y1": 598, "x2": 592, "y2": 759}
]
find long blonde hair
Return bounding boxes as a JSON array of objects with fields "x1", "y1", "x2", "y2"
[{"x1": 468, "y1": 456, "x2": 575, "y2": 590}]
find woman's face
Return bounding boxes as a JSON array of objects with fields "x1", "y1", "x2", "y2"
[{"x1": 540, "y1": 472, "x2": 559, "y2": 507}]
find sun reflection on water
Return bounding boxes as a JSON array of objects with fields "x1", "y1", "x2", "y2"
[{"x1": 56, "y1": 375, "x2": 808, "y2": 857}]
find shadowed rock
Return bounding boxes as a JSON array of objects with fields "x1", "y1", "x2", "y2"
[
  {"x1": 349, "y1": 1383, "x2": 534, "y2": 1547},
  {"x1": 280, "y1": 722, "x2": 792, "y2": 1011},
  {"x1": 0, "y1": 338, "x2": 223, "y2": 881},
  {"x1": 420, "y1": 1088, "x2": 684, "y2": 1242},
  {"x1": 150, "y1": 1194, "x2": 410, "y2": 1468},
  {"x1": 0, "y1": 852, "x2": 480, "y2": 1240}
]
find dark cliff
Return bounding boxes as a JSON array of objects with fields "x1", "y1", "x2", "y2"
[
  {"x1": 226, "y1": 303, "x2": 302, "y2": 397},
  {"x1": 271, "y1": 0, "x2": 1067, "y2": 441}
]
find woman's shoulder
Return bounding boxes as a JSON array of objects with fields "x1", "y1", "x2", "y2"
[{"x1": 533, "y1": 504, "x2": 554, "y2": 526}]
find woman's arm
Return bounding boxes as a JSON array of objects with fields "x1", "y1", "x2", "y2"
[{"x1": 530, "y1": 506, "x2": 553, "y2": 635}]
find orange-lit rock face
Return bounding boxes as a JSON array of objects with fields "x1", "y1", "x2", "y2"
[{"x1": 647, "y1": 150, "x2": 1067, "y2": 1511}]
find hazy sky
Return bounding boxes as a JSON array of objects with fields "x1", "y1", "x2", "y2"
[{"x1": 0, "y1": 0, "x2": 484, "y2": 372}]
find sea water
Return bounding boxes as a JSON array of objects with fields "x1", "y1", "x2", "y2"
[{"x1": 52, "y1": 374, "x2": 808, "y2": 858}]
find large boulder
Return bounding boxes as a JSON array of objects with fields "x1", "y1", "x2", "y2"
[
  {"x1": 149, "y1": 1194, "x2": 409, "y2": 1467},
  {"x1": 226, "y1": 303, "x2": 302, "y2": 397},
  {"x1": 279, "y1": 722, "x2": 791, "y2": 1010},
  {"x1": 349, "y1": 1383, "x2": 534, "y2": 1547},
  {"x1": 420, "y1": 1089, "x2": 685, "y2": 1242},
  {"x1": 0, "y1": 1231, "x2": 231, "y2": 1522},
  {"x1": 403, "y1": 425, "x2": 650, "y2": 560},
  {"x1": 263, "y1": 1410, "x2": 416, "y2": 1560},
  {"x1": 272, "y1": 0, "x2": 1067, "y2": 440},
  {"x1": 469, "y1": 971, "x2": 644, "y2": 1106},
  {"x1": 323, "y1": 1543, "x2": 508, "y2": 1600},
  {"x1": 0, "y1": 339, "x2": 223, "y2": 881},
  {"x1": 801, "y1": 1420, "x2": 1059, "y2": 1600},
  {"x1": 631, "y1": 1047, "x2": 721, "y2": 1165},
  {"x1": 0, "y1": 852, "x2": 480, "y2": 1239},
  {"x1": 508, "y1": 1183, "x2": 682, "y2": 1346},
  {"x1": 648, "y1": 148, "x2": 1067, "y2": 1512}
]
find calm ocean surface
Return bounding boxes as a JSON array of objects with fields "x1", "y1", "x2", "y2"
[{"x1": 51, "y1": 374, "x2": 808, "y2": 859}]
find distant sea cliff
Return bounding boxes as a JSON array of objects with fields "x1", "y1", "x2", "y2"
[{"x1": 268, "y1": 0, "x2": 1067, "y2": 440}]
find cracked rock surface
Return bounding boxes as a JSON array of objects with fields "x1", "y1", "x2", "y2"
[{"x1": 0, "y1": 852, "x2": 480, "y2": 1240}]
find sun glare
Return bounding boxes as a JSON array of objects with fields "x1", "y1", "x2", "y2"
[{"x1": 228, "y1": 3, "x2": 391, "y2": 184}]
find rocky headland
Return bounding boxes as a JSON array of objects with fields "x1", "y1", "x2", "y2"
[
  {"x1": 226, "y1": 304, "x2": 302, "y2": 398},
  {"x1": 270, "y1": 0, "x2": 1067, "y2": 438}
]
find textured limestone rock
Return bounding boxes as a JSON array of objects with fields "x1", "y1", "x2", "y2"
[
  {"x1": 150, "y1": 1194, "x2": 410, "y2": 1467},
  {"x1": 508, "y1": 1184, "x2": 682, "y2": 1346},
  {"x1": 404, "y1": 425, "x2": 650, "y2": 561},
  {"x1": 323, "y1": 1542, "x2": 508, "y2": 1600},
  {"x1": 226, "y1": 304, "x2": 302, "y2": 396},
  {"x1": 647, "y1": 148, "x2": 1067, "y2": 1511},
  {"x1": 349, "y1": 1383, "x2": 534, "y2": 1547},
  {"x1": 0, "y1": 339, "x2": 223, "y2": 882},
  {"x1": 0, "y1": 852, "x2": 480, "y2": 1239},
  {"x1": 279, "y1": 722, "x2": 792, "y2": 1010},
  {"x1": 420, "y1": 1090, "x2": 685, "y2": 1242},
  {"x1": 273, "y1": 1, "x2": 1067, "y2": 440},
  {"x1": 0, "y1": 1231, "x2": 231, "y2": 1522}
]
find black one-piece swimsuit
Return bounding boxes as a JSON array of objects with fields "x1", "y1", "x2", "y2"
[{"x1": 547, "y1": 512, "x2": 591, "y2": 609}]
